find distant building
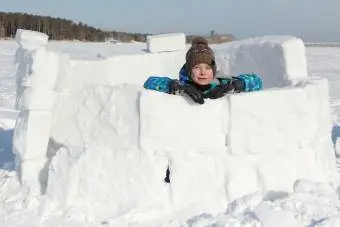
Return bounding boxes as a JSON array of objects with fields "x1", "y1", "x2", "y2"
[
  {"x1": 208, "y1": 33, "x2": 236, "y2": 44},
  {"x1": 187, "y1": 33, "x2": 236, "y2": 44},
  {"x1": 104, "y1": 37, "x2": 119, "y2": 43}
]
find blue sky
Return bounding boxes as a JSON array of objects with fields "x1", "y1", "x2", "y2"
[{"x1": 2, "y1": 0, "x2": 340, "y2": 41}]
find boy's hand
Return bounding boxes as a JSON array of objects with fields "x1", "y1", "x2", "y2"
[
  {"x1": 182, "y1": 84, "x2": 205, "y2": 104},
  {"x1": 169, "y1": 80, "x2": 204, "y2": 104},
  {"x1": 204, "y1": 84, "x2": 234, "y2": 99},
  {"x1": 204, "y1": 79, "x2": 245, "y2": 99},
  {"x1": 169, "y1": 79, "x2": 182, "y2": 94}
]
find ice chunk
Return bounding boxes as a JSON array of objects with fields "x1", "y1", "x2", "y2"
[
  {"x1": 16, "y1": 87, "x2": 57, "y2": 111},
  {"x1": 147, "y1": 33, "x2": 186, "y2": 53},
  {"x1": 169, "y1": 152, "x2": 228, "y2": 214},
  {"x1": 214, "y1": 35, "x2": 308, "y2": 88},
  {"x1": 16, "y1": 48, "x2": 59, "y2": 90},
  {"x1": 139, "y1": 90, "x2": 229, "y2": 155},
  {"x1": 12, "y1": 110, "x2": 52, "y2": 160},
  {"x1": 15, "y1": 29, "x2": 48, "y2": 50},
  {"x1": 228, "y1": 87, "x2": 313, "y2": 155},
  {"x1": 254, "y1": 203, "x2": 303, "y2": 227},
  {"x1": 293, "y1": 179, "x2": 336, "y2": 198}
]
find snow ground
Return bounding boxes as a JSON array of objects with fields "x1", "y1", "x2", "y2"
[
  {"x1": 306, "y1": 47, "x2": 340, "y2": 171},
  {"x1": 306, "y1": 47, "x2": 340, "y2": 118},
  {"x1": 0, "y1": 40, "x2": 340, "y2": 226}
]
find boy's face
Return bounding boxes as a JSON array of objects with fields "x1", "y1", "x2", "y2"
[{"x1": 190, "y1": 63, "x2": 214, "y2": 85}]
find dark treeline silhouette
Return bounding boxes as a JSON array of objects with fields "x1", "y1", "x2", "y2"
[
  {"x1": 0, "y1": 12, "x2": 235, "y2": 44},
  {"x1": 0, "y1": 12, "x2": 150, "y2": 42}
]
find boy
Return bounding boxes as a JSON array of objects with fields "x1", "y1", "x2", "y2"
[{"x1": 144, "y1": 37, "x2": 262, "y2": 104}]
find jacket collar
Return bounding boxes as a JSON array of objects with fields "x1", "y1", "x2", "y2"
[{"x1": 179, "y1": 64, "x2": 190, "y2": 84}]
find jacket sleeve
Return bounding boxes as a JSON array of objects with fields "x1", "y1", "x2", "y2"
[
  {"x1": 217, "y1": 73, "x2": 263, "y2": 92},
  {"x1": 234, "y1": 73, "x2": 263, "y2": 91},
  {"x1": 143, "y1": 76, "x2": 173, "y2": 94}
]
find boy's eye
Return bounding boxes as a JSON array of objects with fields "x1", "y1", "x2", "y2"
[{"x1": 203, "y1": 65, "x2": 212, "y2": 70}]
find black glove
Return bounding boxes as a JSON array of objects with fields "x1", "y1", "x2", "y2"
[
  {"x1": 204, "y1": 79, "x2": 245, "y2": 99},
  {"x1": 169, "y1": 80, "x2": 205, "y2": 104},
  {"x1": 232, "y1": 79, "x2": 245, "y2": 92},
  {"x1": 169, "y1": 79, "x2": 182, "y2": 94},
  {"x1": 204, "y1": 83, "x2": 234, "y2": 99}
]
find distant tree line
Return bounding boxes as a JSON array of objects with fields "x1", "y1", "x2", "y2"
[
  {"x1": 0, "y1": 12, "x2": 150, "y2": 42},
  {"x1": 0, "y1": 12, "x2": 236, "y2": 44}
]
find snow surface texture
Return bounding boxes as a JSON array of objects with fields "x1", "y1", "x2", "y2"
[
  {"x1": 213, "y1": 36, "x2": 308, "y2": 89},
  {"x1": 10, "y1": 30, "x2": 339, "y2": 225}
]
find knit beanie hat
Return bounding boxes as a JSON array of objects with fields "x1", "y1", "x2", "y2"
[{"x1": 185, "y1": 37, "x2": 216, "y2": 76}]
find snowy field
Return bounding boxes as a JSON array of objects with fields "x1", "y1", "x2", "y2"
[{"x1": 0, "y1": 39, "x2": 340, "y2": 226}]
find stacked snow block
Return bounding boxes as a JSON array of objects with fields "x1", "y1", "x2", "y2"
[
  {"x1": 146, "y1": 33, "x2": 186, "y2": 53},
  {"x1": 15, "y1": 29, "x2": 50, "y2": 50},
  {"x1": 60, "y1": 50, "x2": 185, "y2": 91},
  {"x1": 12, "y1": 31, "x2": 337, "y2": 223},
  {"x1": 53, "y1": 34, "x2": 187, "y2": 92},
  {"x1": 12, "y1": 29, "x2": 59, "y2": 195},
  {"x1": 139, "y1": 79, "x2": 336, "y2": 209},
  {"x1": 45, "y1": 84, "x2": 174, "y2": 220},
  {"x1": 214, "y1": 35, "x2": 308, "y2": 89}
]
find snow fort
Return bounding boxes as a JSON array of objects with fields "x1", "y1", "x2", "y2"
[{"x1": 11, "y1": 29, "x2": 338, "y2": 224}]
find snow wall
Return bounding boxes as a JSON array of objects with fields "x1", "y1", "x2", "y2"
[{"x1": 12, "y1": 29, "x2": 337, "y2": 224}]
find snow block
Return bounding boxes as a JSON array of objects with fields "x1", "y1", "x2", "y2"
[
  {"x1": 305, "y1": 78, "x2": 333, "y2": 139},
  {"x1": 45, "y1": 85, "x2": 171, "y2": 219},
  {"x1": 214, "y1": 36, "x2": 308, "y2": 88},
  {"x1": 16, "y1": 48, "x2": 59, "y2": 91},
  {"x1": 139, "y1": 90, "x2": 230, "y2": 214},
  {"x1": 168, "y1": 151, "x2": 229, "y2": 214},
  {"x1": 49, "y1": 84, "x2": 142, "y2": 149},
  {"x1": 55, "y1": 50, "x2": 185, "y2": 92},
  {"x1": 10, "y1": 32, "x2": 338, "y2": 224},
  {"x1": 229, "y1": 87, "x2": 312, "y2": 155},
  {"x1": 16, "y1": 87, "x2": 57, "y2": 111},
  {"x1": 15, "y1": 29, "x2": 49, "y2": 50},
  {"x1": 139, "y1": 90, "x2": 229, "y2": 154},
  {"x1": 12, "y1": 110, "x2": 53, "y2": 195},
  {"x1": 18, "y1": 158, "x2": 46, "y2": 194},
  {"x1": 254, "y1": 139, "x2": 337, "y2": 194},
  {"x1": 228, "y1": 78, "x2": 332, "y2": 155},
  {"x1": 47, "y1": 146, "x2": 170, "y2": 220},
  {"x1": 12, "y1": 110, "x2": 53, "y2": 161},
  {"x1": 146, "y1": 33, "x2": 186, "y2": 53}
]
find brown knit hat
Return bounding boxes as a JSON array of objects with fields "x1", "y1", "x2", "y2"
[{"x1": 185, "y1": 37, "x2": 216, "y2": 76}]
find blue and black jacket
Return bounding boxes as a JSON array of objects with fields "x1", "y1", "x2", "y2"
[{"x1": 143, "y1": 65, "x2": 263, "y2": 95}]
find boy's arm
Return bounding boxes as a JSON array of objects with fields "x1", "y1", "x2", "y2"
[
  {"x1": 143, "y1": 76, "x2": 173, "y2": 93},
  {"x1": 144, "y1": 77, "x2": 205, "y2": 104},
  {"x1": 234, "y1": 73, "x2": 263, "y2": 92},
  {"x1": 218, "y1": 73, "x2": 263, "y2": 92}
]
